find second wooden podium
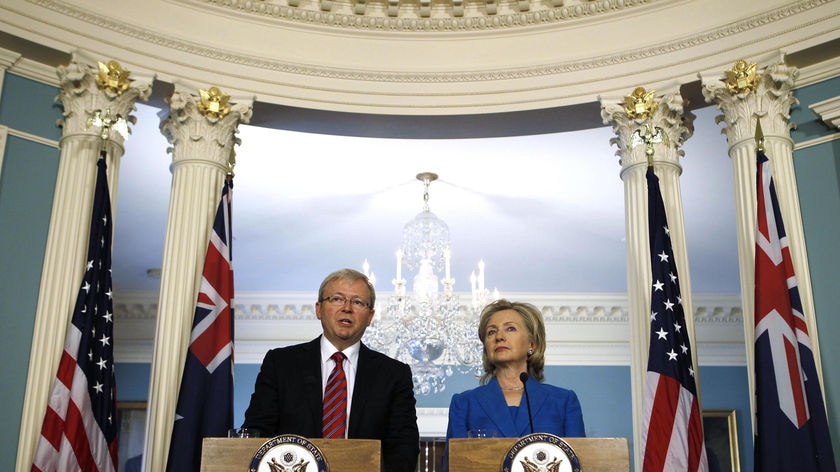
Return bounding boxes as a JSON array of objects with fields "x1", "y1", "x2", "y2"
[{"x1": 448, "y1": 437, "x2": 630, "y2": 471}]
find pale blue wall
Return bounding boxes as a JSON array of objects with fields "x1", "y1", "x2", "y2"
[
  {"x1": 2, "y1": 70, "x2": 837, "y2": 471},
  {"x1": 791, "y1": 75, "x2": 840, "y2": 460},
  {"x1": 0, "y1": 73, "x2": 62, "y2": 471}
]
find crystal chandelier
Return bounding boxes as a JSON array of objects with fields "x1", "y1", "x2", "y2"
[{"x1": 362, "y1": 172, "x2": 499, "y2": 395}]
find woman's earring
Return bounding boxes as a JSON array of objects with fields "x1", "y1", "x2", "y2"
[{"x1": 528, "y1": 349, "x2": 534, "y2": 356}]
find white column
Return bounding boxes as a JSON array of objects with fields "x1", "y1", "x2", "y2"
[
  {"x1": 601, "y1": 87, "x2": 697, "y2": 472},
  {"x1": 142, "y1": 84, "x2": 252, "y2": 472},
  {"x1": 15, "y1": 55, "x2": 152, "y2": 472},
  {"x1": 702, "y1": 61, "x2": 825, "y2": 433}
]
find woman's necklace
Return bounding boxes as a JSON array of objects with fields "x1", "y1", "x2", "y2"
[{"x1": 498, "y1": 373, "x2": 525, "y2": 391}]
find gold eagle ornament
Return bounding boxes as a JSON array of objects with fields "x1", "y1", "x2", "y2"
[
  {"x1": 725, "y1": 59, "x2": 759, "y2": 94},
  {"x1": 624, "y1": 87, "x2": 658, "y2": 120},
  {"x1": 197, "y1": 86, "x2": 231, "y2": 120},
  {"x1": 95, "y1": 60, "x2": 130, "y2": 96}
]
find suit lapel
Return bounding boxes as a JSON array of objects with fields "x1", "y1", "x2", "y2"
[
  {"x1": 348, "y1": 343, "x2": 375, "y2": 436},
  {"x1": 514, "y1": 377, "x2": 548, "y2": 436},
  {"x1": 302, "y1": 337, "x2": 324, "y2": 433},
  {"x1": 478, "y1": 378, "x2": 518, "y2": 437}
]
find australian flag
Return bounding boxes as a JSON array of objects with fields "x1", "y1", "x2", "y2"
[
  {"x1": 166, "y1": 178, "x2": 235, "y2": 472},
  {"x1": 753, "y1": 149, "x2": 835, "y2": 471}
]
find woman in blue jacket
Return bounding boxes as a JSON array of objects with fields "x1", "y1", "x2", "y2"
[{"x1": 444, "y1": 299, "x2": 585, "y2": 468}]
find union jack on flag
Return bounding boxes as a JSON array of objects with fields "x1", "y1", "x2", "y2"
[
  {"x1": 753, "y1": 149, "x2": 835, "y2": 472},
  {"x1": 641, "y1": 167, "x2": 708, "y2": 472},
  {"x1": 166, "y1": 178, "x2": 235, "y2": 472}
]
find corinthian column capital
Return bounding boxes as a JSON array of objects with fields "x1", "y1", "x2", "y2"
[
  {"x1": 701, "y1": 61, "x2": 798, "y2": 147},
  {"x1": 601, "y1": 88, "x2": 694, "y2": 175},
  {"x1": 56, "y1": 54, "x2": 154, "y2": 143},
  {"x1": 161, "y1": 85, "x2": 254, "y2": 170}
]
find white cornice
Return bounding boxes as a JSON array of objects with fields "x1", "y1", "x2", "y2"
[
  {"x1": 189, "y1": 0, "x2": 664, "y2": 33},
  {"x1": 795, "y1": 132, "x2": 840, "y2": 150},
  {"x1": 809, "y1": 95, "x2": 840, "y2": 129},
  {"x1": 0, "y1": 46, "x2": 59, "y2": 86},
  {"x1": 113, "y1": 291, "x2": 745, "y2": 365},
  {"x1": 23, "y1": 0, "x2": 838, "y2": 76},
  {"x1": 796, "y1": 54, "x2": 840, "y2": 87},
  {"x1": 417, "y1": 408, "x2": 448, "y2": 438},
  {"x1": 8, "y1": 56, "x2": 59, "y2": 86},
  {"x1": 114, "y1": 291, "x2": 743, "y2": 322},
  {"x1": 0, "y1": 46, "x2": 22, "y2": 69},
  {"x1": 3, "y1": 0, "x2": 838, "y2": 113}
]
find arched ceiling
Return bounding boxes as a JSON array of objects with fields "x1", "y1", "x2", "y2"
[
  {"x1": 1, "y1": 0, "x2": 838, "y2": 114},
  {"x1": 1, "y1": 0, "x2": 838, "y2": 297}
]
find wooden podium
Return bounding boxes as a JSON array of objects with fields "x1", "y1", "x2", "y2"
[
  {"x1": 448, "y1": 437, "x2": 629, "y2": 471},
  {"x1": 200, "y1": 437, "x2": 380, "y2": 471}
]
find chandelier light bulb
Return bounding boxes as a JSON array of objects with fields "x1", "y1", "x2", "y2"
[{"x1": 362, "y1": 173, "x2": 500, "y2": 395}]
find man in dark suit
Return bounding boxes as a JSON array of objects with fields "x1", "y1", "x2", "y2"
[{"x1": 242, "y1": 268, "x2": 419, "y2": 472}]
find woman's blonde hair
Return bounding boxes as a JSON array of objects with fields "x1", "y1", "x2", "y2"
[{"x1": 477, "y1": 299, "x2": 546, "y2": 384}]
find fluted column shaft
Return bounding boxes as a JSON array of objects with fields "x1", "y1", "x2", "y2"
[
  {"x1": 15, "y1": 55, "x2": 151, "y2": 472},
  {"x1": 601, "y1": 89, "x2": 697, "y2": 472},
  {"x1": 142, "y1": 86, "x2": 252, "y2": 472},
  {"x1": 702, "y1": 62, "x2": 824, "y2": 433}
]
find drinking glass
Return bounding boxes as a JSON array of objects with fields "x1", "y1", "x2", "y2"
[{"x1": 466, "y1": 428, "x2": 498, "y2": 439}]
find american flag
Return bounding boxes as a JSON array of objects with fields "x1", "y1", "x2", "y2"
[
  {"x1": 641, "y1": 167, "x2": 708, "y2": 472},
  {"x1": 32, "y1": 152, "x2": 119, "y2": 472},
  {"x1": 166, "y1": 178, "x2": 235, "y2": 472},
  {"x1": 753, "y1": 149, "x2": 835, "y2": 471}
]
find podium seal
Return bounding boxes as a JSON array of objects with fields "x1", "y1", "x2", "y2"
[
  {"x1": 501, "y1": 433, "x2": 581, "y2": 472},
  {"x1": 248, "y1": 434, "x2": 329, "y2": 472}
]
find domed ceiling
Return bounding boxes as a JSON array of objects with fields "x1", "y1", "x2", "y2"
[
  {"x1": 4, "y1": 0, "x2": 838, "y2": 113},
  {"x1": 1, "y1": 0, "x2": 838, "y2": 297}
]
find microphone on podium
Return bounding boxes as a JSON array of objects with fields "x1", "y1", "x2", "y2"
[{"x1": 520, "y1": 372, "x2": 534, "y2": 434}]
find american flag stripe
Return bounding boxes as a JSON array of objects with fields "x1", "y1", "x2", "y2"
[
  {"x1": 642, "y1": 373, "x2": 678, "y2": 471},
  {"x1": 35, "y1": 330, "x2": 116, "y2": 472},
  {"x1": 641, "y1": 167, "x2": 708, "y2": 472},
  {"x1": 643, "y1": 373, "x2": 706, "y2": 472},
  {"x1": 33, "y1": 154, "x2": 118, "y2": 472}
]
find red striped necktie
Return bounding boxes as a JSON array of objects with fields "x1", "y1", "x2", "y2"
[{"x1": 322, "y1": 351, "x2": 347, "y2": 439}]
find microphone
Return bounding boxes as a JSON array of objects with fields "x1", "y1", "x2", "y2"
[{"x1": 520, "y1": 372, "x2": 534, "y2": 434}]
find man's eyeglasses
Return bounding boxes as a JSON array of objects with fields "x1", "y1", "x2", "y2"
[{"x1": 321, "y1": 295, "x2": 371, "y2": 310}]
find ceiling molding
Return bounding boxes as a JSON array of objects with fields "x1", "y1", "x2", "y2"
[
  {"x1": 417, "y1": 408, "x2": 448, "y2": 438},
  {"x1": 3, "y1": 0, "x2": 838, "y2": 113},
  {"x1": 0, "y1": 45, "x2": 21, "y2": 69},
  {"x1": 113, "y1": 291, "x2": 745, "y2": 365},
  {"x1": 809, "y1": 95, "x2": 840, "y2": 129},
  {"x1": 795, "y1": 132, "x2": 840, "y2": 151},
  {"x1": 794, "y1": 48, "x2": 840, "y2": 86},
  {"x1": 114, "y1": 290, "x2": 742, "y2": 322},
  {"x1": 188, "y1": 0, "x2": 662, "y2": 32},
  {"x1": 8, "y1": 56, "x2": 59, "y2": 86}
]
